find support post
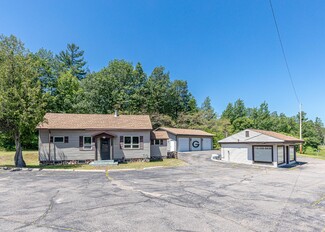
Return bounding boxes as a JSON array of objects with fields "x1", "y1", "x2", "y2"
[
  {"x1": 48, "y1": 130, "x2": 51, "y2": 162},
  {"x1": 299, "y1": 103, "x2": 303, "y2": 154}
]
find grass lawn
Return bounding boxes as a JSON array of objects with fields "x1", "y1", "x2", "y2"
[
  {"x1": 297, "y1": 145, "x2": 325, "y2": 160},
  {"x1": 0, "y1": 150, "x2": 186, "y2": 170}
]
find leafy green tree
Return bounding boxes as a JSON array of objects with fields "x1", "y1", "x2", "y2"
[
  {"x1": 315, "y1": 117, "x2": 324, "y2": 145},
  {"x1": 76, "y1": 60, "x2": 146, "y2": 114},
  {"x1": 54, "y1": 71, "x2": 80, "y2": 113},
  {"x1": 0, "y1": 35, "x2": 46, "y2": 167},
  {"x1": 150, "y1": 114, "x2": 175, "y2": 129},
  {"x1": 232, "y1": 117, "x2": 254, "y2": 132},
  {"x1": 233, "y1": 99, "x2": 246, "y2": 119},
  {"x1": 34, "y1": 48, "x2": 60, "y2": 112},
  {"x1": 145, "y1": 66, "x2": 171, "y2": 115},
  {"x1": 128, "y1": 62, "x2": 147, "y2": 113},
  {"x1": 200, "y1": 96, "x2": 216, "y2": 121},
  {"x1": 168, "y1": 80, "x2": 194, "y2": 118},
  {"x1": 57, "y1": 43, "x2": 87, "y2": 80},
  {"x1": 252, "y1": 102, "x2": 272, "y2": 130},
  {"x1": 222, "y1": 99, "x2": 246, "y2": 123},
  {"x1": 222, "y1": 103, "x2": 234, "y2": 122},
  {"x1": 35, "y1": 48, "x2": 59, "y2": 93}
]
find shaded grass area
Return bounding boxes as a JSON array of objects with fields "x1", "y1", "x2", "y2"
[
  {"x1": 0, "y1": 151, "x2": 39, "y2": 167},
  {"x1": 298, "y1": 145, "x2": 325, "y2": 160},
  {"x1": 0, "y1": 151, "x2": 186, "y2": 170}
]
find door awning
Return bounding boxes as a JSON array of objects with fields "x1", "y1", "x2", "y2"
[{"x1": 92, "y1": 132, "x2": 115, "y2": 139}]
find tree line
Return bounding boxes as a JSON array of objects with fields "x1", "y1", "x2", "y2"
[{"x1": 0, "y1": 35, "x2": 324, "y2": 166}]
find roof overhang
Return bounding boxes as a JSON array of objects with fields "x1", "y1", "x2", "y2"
[{"x1": 92, "y1": 132, "x2": 115, "y2": 139}]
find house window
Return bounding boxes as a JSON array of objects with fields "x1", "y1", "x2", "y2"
[
  {"x1": 151, "y1": 139, "x2": 162, "y2": 145},
  {"x1": 124, "y1": 136, "x2": 140, "y2": 149},
  {"x1": 54, "y1": 136, "x2": 64, "y2": 143},
  {"x1": 83, "y1": 136, "x2": 92, "y2": 150}
]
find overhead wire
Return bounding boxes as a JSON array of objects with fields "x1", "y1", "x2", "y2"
[{"x1": 269, "y1": 0, "x2": 300, "y2": 104}]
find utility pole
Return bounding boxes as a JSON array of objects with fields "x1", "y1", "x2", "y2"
[{"x1": 299, "y1": 103, "x2": 302, "y2": 153}]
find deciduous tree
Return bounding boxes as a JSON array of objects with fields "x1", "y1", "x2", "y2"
[{"x1": 0, "y1": 35, "x2": 45, "y2": 167}]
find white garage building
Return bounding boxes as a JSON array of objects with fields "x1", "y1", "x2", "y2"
[
  {"x1": 156, "y1": 127, "x2": 214, "y2": 152},
  {"x1": 218, "y1": 129, "x2": 304, "y2": 167}
]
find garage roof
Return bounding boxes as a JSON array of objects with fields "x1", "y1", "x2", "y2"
[
  {"x1": 218, "y1": 129, "x2": 303, "y2": 144},
  {"x1": 158, "y1": 127, "x2": 214, "y2": 137},
  {"x1": 37, "y1": 113, "x2": 153, "y2": 130}
]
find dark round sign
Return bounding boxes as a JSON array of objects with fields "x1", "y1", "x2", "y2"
[{"x1": 192, "y1": 140, "x2": 200, "y2": 148}]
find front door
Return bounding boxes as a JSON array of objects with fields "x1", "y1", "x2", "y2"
[{"x1": 100, "y1": 138, "x2": 110, "y2": 160}]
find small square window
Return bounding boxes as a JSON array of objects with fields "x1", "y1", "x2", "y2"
[{"x1": 54, "y1": 137, "x2": 64, "y2": 143}]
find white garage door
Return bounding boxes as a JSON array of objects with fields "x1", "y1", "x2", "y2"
[
  {"x1": 178, "y1": 138, "x2": 189, "y2": 152},
  {"x1": 190, "y1": 138, "x2": 201, "y2": 151},
  {"x1": 202, "y1": 138, "x2": 212, "y2": 150}
]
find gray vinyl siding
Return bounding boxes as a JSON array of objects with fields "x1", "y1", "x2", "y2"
[
  {"x1": 112, "y1": 131, "x2": 151, "y2": 160},
  {"x1": 150, "y1": 140, "x2": 167, "y2": 158},
  {"x1": 39, "y1": 129, "x2": 151, "y2": 161}
]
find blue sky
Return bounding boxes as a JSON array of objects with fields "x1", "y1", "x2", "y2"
[{"x1": 1, "y1": 0, "x2": 324, "y2": 122}]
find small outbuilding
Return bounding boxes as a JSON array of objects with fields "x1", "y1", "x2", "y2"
[
  {"x1": 150, "y1": 131, "x2": 169, "y2": 158},
  {"x1": 218, "y1": 129, "x2": 304, "y2": 167},
  {"x1": 156, "y1": 127, "x2": 214, "y2": 152}
]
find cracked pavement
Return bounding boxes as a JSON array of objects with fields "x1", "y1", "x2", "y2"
[{"x1": 0, "y1": 152, "x2": 325, "y2": 232}]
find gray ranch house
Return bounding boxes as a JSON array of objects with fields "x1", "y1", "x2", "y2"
[
  {"x1": 218, "y1": 129, "x2": 304, "y2": 167},
  {"x1": 37, "y1": 113, "x2": 168, "y2": 163}
]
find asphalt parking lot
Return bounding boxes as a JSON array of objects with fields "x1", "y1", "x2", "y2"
[{"x1": 0, "y1": 152, "x2": 324, "y2": 232}]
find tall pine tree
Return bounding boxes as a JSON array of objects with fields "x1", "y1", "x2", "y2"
[{"x1": 57, "y1": 43, "x2": 87, "y2": 80}]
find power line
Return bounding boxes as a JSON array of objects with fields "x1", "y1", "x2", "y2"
[{"x1": 269, "y1": 0, "x2": 300, "y2": 104}]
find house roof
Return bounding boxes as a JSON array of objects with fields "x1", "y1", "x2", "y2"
[
  {"x1": 37, "y1": 113, "x2": 153, "y2": 130},
  {"x1": 151, "y1": 131, "x2": 169, "y2": 140},
  {"x1": 218, "y1": 129, "x2": 303, "y2": 144},
  {"x1": 159, "y1": 127, "x2": 214, "y2": 137}
]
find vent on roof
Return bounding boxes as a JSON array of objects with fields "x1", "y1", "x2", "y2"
[
  {"x1": 245, "y1": 131, "x2": 249, "y2": 137},
  {"x1": 114, "y1": 110, "x2": 119, "y2": 117}
]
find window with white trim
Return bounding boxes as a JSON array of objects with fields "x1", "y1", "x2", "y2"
[
  {"x1": 124, "y1": 136, "x2": 140, "y2": 149},
  {"x1": 54, "y1": 136, "x2": 64, "y2": 143},
  {"x1": 83, "y1": 136, "x2": 92, "y2": 150}
]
